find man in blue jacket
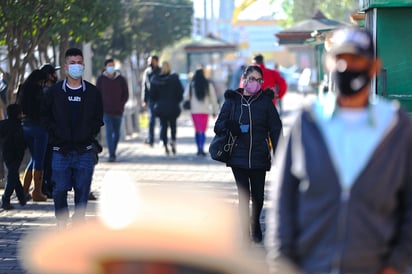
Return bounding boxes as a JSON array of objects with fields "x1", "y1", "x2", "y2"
[
  {"x1": 265, "y1": 27, "x2": 412, "y2": 274},
  {"x1": 42, "y1": 48, "x2": 103, "y2": 227}
]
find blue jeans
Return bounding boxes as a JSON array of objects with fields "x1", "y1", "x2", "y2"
[
  {"x1": 51, "y1": 151, "x2": 95, "y2": 221},
  {"x1": 23, "y1": 124, "x2": 48, "y2": 170},
  {"x1": 103, "y1": 114, "x2": 123, "y2": 158}
]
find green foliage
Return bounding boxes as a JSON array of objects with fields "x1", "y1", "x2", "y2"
[
  {"x1": 275, "y1": 0, "x2": 359, "y2": 27},
  {"x1": 91, "y1": 0, "x2": 193, "y2": 76},
  {"x1": 0, "y1": 0, "x2": 121, "y2": 102}
]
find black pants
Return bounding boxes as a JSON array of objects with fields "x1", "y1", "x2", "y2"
[
  {"x1": 159, "y1": 117, "x2": 177, "y2": 146},
  {"x1": 2, "y1": 160, "x2": 24, "y2": 204},
  {"x1": 231, "y1": 167, "x2": 266, "y2": 239}
]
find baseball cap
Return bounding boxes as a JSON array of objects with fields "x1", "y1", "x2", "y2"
[
  {"x1": 329, "y1": 27, "x2": 375, "y2": 59},
  {"x1": 40, "y1": 63, "x2": 61, "y2": 74}
]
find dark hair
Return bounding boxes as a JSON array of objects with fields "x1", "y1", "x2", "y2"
[
  {"x1": 22, "y1": 69, "x2": 48, "y2": 90},
  {"x1": 151, "y1": 55, "x2": 159, "y2": 61},
  {"x1": 16, "y1": 69, "x2": 48, "y2": 105},
  {"x1": 192, "y1": 69, "x2": 209, "y2": 101},
  {"x1": 40, "y1": 63, "x2": 60, "y2": 74},
  {"x1": 242, "y1": 65, "x2": 263, "y2": 79},
  {"x1": 65, "y1": 48, "x2": 83, "y2": 58},
  {"x1": 6, "y1": 103, "x2": 21, "y2": 119},
  {"x1": 253, "y1": 54, "x2": 264, "y2": 64},
  {"x1": 104, "y1": 58, "x2": 114, "y2": 66}
]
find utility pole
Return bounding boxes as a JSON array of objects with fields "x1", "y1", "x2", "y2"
[{"x1": 203, "y1": 0, "x2": 208, "y2": 36}]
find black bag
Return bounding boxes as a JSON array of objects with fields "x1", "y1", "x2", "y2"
[
  {"x1": 182, "y1": 100, "x2": 191, "y2": 110},
  {"x1": 209, "y1": 100, "x2": 236, "y2": 163},
  {"x1": 209, "y1": 131, "x2": 236, "y2": 163}
]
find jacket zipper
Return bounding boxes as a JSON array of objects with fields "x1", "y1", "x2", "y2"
[{"x1": 247, "y1": 103, "x2": 253, "y2": 168}]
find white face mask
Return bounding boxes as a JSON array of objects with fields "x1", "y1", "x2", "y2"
[
  {"x1": 106, "y1": 66, "x2": 115, "y2": 74},
  {"x1": 68, "y1": 64, "x2": 84, "y2": 79}
]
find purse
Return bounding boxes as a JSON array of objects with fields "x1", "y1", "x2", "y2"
[
  {"x1": 209, "y1": 101, "x2": 236, "y2": 163},
  {"x1": 209, "y1": 131, "x2": 236, "y2": 163}
]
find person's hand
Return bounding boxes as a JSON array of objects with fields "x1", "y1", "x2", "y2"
[
  {"x1": 378, "y1": 266, "x2": 397, "y2": 274},
  {"x1": 225, "y1": 120, "x2": 241, "y2": 136}
]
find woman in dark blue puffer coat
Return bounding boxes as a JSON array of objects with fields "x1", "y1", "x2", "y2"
[{"x1": 213, "y1": 65, "x2": 283, "y2": 243}]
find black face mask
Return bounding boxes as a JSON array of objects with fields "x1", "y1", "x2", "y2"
[{"x1": 333, "y1": 69, "x2": 371, "y2": 96}]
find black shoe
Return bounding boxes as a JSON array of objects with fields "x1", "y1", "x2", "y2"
[
  {"x1": 19, "y1": 198, "x2": 27, "y2": 206},
  {"x1": 108, "y1": 156, "x2": 116, "y2": 162},
  {"x1": 144, "y1": 139, "x2": 154, "y2": 147},
  {"x1": 88, "y1": 192, "x2": 97, "y2": 201},
  {"x1": 197, "y1": 151, "x2": 206, "y2": 156},
  {"x1": 170, "y1": 142, "x2": 176, "y2": 155},
  {"x1": 1, "y1": 203, "x2": 14, "y2": 210},
  {"x1": 25, "y1": 193, "x2": 32, "y2": 201},
  {"x1": 164, "y1": 145, "x2": 170, "y2": 155}
]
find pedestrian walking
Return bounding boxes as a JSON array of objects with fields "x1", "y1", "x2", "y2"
[
  {"x1": 213, "y1": 65, "x2": 282, "y2": 243},
  {"x1": 0, "y1": 104, "x2": 27, "y2": 210},
  {"x1": 265, "y1": 27, "x2": 412, "y2": 274},
  {"x1": 17, "y1": 69, "x2": 49, "y2": 202},
  {"x1": 42, "y1": 47, "x2": 103, "y2": 227},
  {"x1": 150, "y1": 61, "x2": 184, "y2": 155},
  {"x1": 39, "y1": 63, "x2": 60, "y2": 198},
  {"x1": 141, "y1": 55, "x2": 161, "y2": 147},
  {"x1": 184, "y1": 67, "x2": 219, "y2": 156},
  {"x1": 96, "y1": 58, "x2": 129, "y2": 162}
]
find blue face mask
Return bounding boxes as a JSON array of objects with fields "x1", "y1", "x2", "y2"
[
  {"x1": 106, "y1": 66, "x2": 115, "y2": 74},
  {"x1": 68, "y1": 64, "x2": 84, "y2": 79}
]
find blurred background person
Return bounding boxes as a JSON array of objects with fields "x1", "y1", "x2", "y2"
[
  {"x1": 39, "y1": 63, "x2": 60, "y2": 198},
  {"x1": 184, "y1": 67, "x2": 219, "y2": 156},
  {"x1": 17, "y1": 69, "x2": 49, "y2": 202},
  {"x1": 141, "y1": 55, "x2": 161, "y2": 147},
  {"x1": 252, "y1": 54, "x2": 287, "y2": 110},
  {"x1": 0, "y1": 104, "x2": 27, "y2": 210},
  {"x1": 96, "y1": 58, "x2": 129, "y2": 162},
  {"x1": 150, "y1": 61, "x2": 183, "y2": 156}
]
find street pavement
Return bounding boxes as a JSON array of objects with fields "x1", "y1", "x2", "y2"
[{"x1": 0, "y1": 91, "x2": 315, "y2": 274}]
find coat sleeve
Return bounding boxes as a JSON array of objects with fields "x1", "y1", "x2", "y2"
[
  {"x1": 121, "y1": 76, "x2": 129, "y2": 106},
  {"x1": 213, "y1": 98, "x2": 232, "y2": 135},
  {"x1": 268, "y1": 100, "x2": 283, "y2": 153},
  {"x1": 92, "y1": 87, "x2": 104, "y2": 137},
  {"x1": 386, "y1": 111, "x2": 412, "y2": 272}
]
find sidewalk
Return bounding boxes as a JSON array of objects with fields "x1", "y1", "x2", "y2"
[
  {"x1": 0, "y1": 91, "x2": 314, "y2": 273},
  {"x1": 0, "y1": 111, "x2": 244, "y2": 274}
]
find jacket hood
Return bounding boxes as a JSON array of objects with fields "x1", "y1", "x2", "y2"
[
  {"x1": 223, "y1": 88, "x2": 274, "y2": 100},
  {"x1": 151, "y1": 73, "x2": 172, "y2": 86},
  {"x1": 103, "y1": 71, "x2": 121, "y2": 79}
]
